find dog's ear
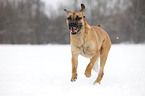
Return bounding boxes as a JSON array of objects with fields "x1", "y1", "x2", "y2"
[
  {"x1": 80, "y1": 4, "x2": 85, "y2": 12},
  {"x1": 64, "y1": 9, "x2": 71, "y2": 14}
]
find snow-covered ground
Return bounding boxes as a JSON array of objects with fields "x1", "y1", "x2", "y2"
[{"x1": 0, "y1": 44, "x2": 145, "y2": 96}]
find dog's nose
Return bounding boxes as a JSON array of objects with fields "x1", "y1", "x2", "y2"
[{"x1": 69, "y1": 21, "x2": 77, "y2": 27}]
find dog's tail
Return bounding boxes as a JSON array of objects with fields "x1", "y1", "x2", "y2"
[{"x1": 93, "y1": 56, "x2": 100, "y2": 72}]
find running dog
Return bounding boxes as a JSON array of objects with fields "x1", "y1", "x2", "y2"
[{"x1": 64, "y1": 4, "x2": 111, "y2": 84}]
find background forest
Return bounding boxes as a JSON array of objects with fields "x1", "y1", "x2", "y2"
[{"x1": 0, "y1": 0, "x2": 145, "y2": 44}]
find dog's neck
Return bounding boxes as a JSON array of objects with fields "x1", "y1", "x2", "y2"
[{"x1": 70, "y1": 19, "x2": 91, "y2": 46}]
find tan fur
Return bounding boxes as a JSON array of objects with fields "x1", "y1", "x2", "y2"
[{"x1": 65, "y1": 4, "x2": 111, "y2": 84}]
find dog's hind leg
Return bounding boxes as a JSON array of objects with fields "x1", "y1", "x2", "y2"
[
  {"x1": 94, "y1": 40, "x2": 111, "y2": 84},
  {"x1": 94, "y1": 53, "x2": 107, "y2": 84},
  {"x1": 93, "y1": 56, "x2": 99, "y2": 72}
]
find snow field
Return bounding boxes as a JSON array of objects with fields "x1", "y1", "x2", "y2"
[{"x1": 0, "y1": 44, "x2": 145, "y2": 96}]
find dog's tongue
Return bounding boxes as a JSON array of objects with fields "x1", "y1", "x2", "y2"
[{"x1": 70, "y1": 27, "x2": 78, "y2": 33}]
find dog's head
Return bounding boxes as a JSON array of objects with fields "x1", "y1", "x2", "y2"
[{"x1": 64, "y1": 4, "x2": 85, "y2": 35}]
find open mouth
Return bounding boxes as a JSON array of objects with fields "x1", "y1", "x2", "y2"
[
  {"x1": 70, "y1": 27, "x2": 80, "y2": 35},
  {"x1": 69, "y1": 24, "x2": 82, "y2": 35},
  {"x1": 68, "y1": 21, "x2": 82, "y2": 35}
]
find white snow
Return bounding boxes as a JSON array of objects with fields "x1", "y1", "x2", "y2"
[{"x1": 0, "y1": 44, "x2": 145, "y2": 96}]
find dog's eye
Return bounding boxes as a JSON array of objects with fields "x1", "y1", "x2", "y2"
[
  {"x1": 76, "y1": 16, "x2": 82, "y2": 21},
  {"x1": 67, "y1": 16, "x2": 72, "y2": 20}
]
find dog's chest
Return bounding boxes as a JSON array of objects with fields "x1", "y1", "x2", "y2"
[{"x1": 79, "y1": 45, "x2": 94, "y2": 58}]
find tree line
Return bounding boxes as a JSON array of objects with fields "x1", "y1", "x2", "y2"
[{"x1": 0, "y1": 0, "x2": 144, "y2": 44}]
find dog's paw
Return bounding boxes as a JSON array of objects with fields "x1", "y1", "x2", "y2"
[
  {"x1": 93, "y1": 81, "x2": 101, "y2": 85},
  {"x1": 85, "y1": 71, "x2": 91, "y2": 78},
  {"x1": 71, "y1": 77, "x2": 77, "y2": 82}
]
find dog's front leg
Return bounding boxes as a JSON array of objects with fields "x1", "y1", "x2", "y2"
[
  {"x1": 71, "y1": 53, "x2": 79, "y2": 82},
  {"x1": 85, "y1": 50, "x2": 99, "y2": 77}
]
